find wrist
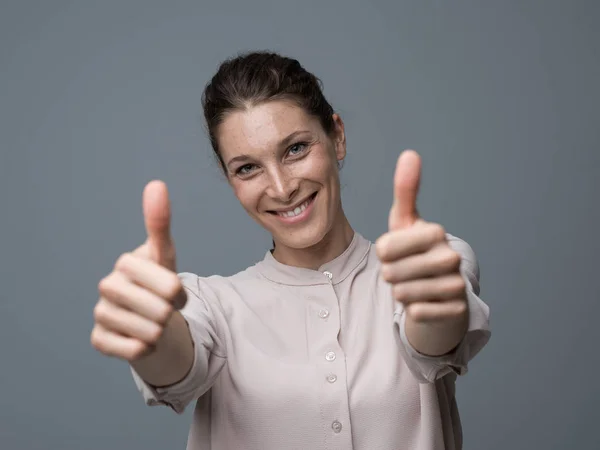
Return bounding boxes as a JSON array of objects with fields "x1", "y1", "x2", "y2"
[{"x1": 404, "y1": 303, "x2": 468, "y2": 357}]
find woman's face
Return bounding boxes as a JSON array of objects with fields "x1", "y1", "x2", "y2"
[{"x1": 217, "y1": 99, "x2": 346, "y2": 251}]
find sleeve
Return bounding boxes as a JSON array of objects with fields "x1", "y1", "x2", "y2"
[
  {"x1": 130, "y1": 272, "x2": 228, "y2": 414},
  {"x1": 394, "y1": 234, "x2": 491, "y2": 384}
]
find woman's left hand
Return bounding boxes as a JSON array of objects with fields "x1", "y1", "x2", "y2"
[{"x1": 375, "y1": 150, "x2": 469, "y2": 356}]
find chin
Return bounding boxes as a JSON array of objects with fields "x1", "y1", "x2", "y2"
[
  {"x1": 275, "y1": 214, "x2": 333, "y2": 248},
  {"x1": 278, "y1": 229, "x2": 328, "y2": 250}
]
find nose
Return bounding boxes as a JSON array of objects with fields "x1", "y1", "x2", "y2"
[{"x1": 266, "y1": 166, "x2": 299, "y2": 204}]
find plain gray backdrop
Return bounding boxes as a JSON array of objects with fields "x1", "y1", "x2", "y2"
[{"x1": 1, "y1": 1, "x2": 599, "y2": 449}]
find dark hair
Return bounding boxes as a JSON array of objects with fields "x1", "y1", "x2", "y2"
[{"x1": 201, "y1": 51, "x2": 336, "y2": 173}]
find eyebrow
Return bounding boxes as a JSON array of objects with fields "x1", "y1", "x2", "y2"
[{"x1": 225, "y1": 130, "x2": 312, "y2": 169}]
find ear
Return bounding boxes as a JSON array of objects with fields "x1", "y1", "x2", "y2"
[{"x1": 332, "y1": 113, "x2": 346, "y2": 162}]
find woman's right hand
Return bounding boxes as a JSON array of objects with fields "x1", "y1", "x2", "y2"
[{"x1": 91, "y1": 180, "x2": 187, "y2": 362}]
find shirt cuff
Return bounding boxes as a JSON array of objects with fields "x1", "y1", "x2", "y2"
[
  {"x1": 395, "y1": 288, "x2": 491, "y2": 383},
  {"x1": 129, "y1": 316, "x2": 206, "y2": 414}
]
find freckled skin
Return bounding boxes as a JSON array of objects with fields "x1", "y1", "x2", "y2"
[{"x1": 217, "y1": 100, "x2": 354, "y2": 268}]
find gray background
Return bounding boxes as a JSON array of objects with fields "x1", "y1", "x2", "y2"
[{"x1": 1, "y1": 1, "x2": 598, "y2": 449}]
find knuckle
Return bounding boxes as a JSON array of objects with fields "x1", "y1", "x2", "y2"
[
  {"x1": 405, "y1": 304, "x2": 423, "y2": 322},
  {"x1": 114, "y1": 252, "x2": 133, "y2": 271},
  {"x1": 449, "y1": 251, "x2": 462, "y2": 270},
  {"x1": 446, "y1": 301, "x2": 468, "y2": 319},
  {"x1": 90, "y1": 328, "x2": 106, "y2": 353},
  {"x1": 132, "y1": 243, "x2": 150, "y2": 258},
  {"x1": 163, "y1": 275, "x2": 183, "y2": 301},
  {"x1": 451, "y1": 276, "x2": 467, "y2": 293},
  {"x1": 441, "y1": 249, "x2": 462, "y2": 270},
  {"x1": 454, "y1": 301, "x2": 468, "y2": 316},
  {"x1": 393, "y1": 284, "x2": 408, "y2": 302},
  {"x1": 147, "y1": 325, "x2": 165, "y2": 345},
  {"x1": 380, "y1": 263, "x2": 393, "y2": 282},
  {"x1": 429, "y1": 223, "x2": 446, "y2": 243},
  {"x1": 156, "y1": 305, "x2": 173, "y2": 325},
  {"x1": 97, "y1": 272, "x2": 119, "y2": 294},
  {"x1": 129, "y1": 341, "x2": 149, "y2": 361},
  {"x1": 375, "y1": 237, "x2": 389, "y2": 260},
  {"x1": 97, "y1": 276, "x2": 110, "y2": 294},
  {"x1": 93, "y1": 301, "x2": 108, "y2": 323}
]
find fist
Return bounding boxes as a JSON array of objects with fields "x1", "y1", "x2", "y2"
[
  {"x1": 376, "y1": 150, "x2": 467, "y2": 323},
  {"x1": 91, "y1": 180, "x2": 187, "y2": 361}
]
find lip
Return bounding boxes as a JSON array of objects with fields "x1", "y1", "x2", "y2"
[{"x1": 269, "y1": 192, "x2": 317, "y2": 225}]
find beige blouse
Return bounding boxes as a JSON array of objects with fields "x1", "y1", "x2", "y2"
[{"x1": 131, "y1": 232, "x2": 491, "y2": 450}]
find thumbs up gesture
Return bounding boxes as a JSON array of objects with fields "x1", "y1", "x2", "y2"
[
  {"x1": 376, "y1": 151, "x2": 469, "y2": 356},
  {"x1": 91, "y1": 181, "x2": 187, "y2": 361}
]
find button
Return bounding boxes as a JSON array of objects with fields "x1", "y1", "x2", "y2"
[
  {"x1": 323, "y1": 271, "x2": 333, "y2": 280},
  {"x1": 327, "y1": 374, "x2": 337, "y2": 383},
  {"x1": 325, "y1": 351, "x2": 336, "y2": 361},
  {"x1": 318, "y1": 309, "x2": 329, "y2": 319},
  {"x1": 332, "y1": 421, "x2": 342, "y2": 433}
]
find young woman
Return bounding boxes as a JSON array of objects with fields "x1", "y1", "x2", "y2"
[{"x1": 91, "y1": 51, "x2": 491, "y2": 450}]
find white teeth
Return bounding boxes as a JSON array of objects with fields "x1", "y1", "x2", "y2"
[{"x1": 278, "y1": 196, "x2": 312, "y2": 218}]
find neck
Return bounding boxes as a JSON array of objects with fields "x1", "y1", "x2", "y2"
[{"x1": 271, "y1": 213, "x2": 354, "y2": 270}]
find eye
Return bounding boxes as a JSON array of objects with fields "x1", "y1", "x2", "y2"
[
  {"x1": 236, "y1": 163, "x2": 256, "y2": 176},
  {"x1": 288, "y1": 142, "x2": 308, "y2": 156}
]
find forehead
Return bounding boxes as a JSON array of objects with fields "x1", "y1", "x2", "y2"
[{"x1": 217, "y1": 100, "x2": 320, "y2": 158}]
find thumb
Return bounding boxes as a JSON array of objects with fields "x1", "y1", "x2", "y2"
[
  {"x1": 389, "y1": 150, "x2": 422, "y2": 231},
  {"x1": 142, "y1": 180, "x2": 177, "y2": 271}
]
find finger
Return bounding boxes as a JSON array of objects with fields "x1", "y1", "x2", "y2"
[
  {"x1": 404, "y1": 299, "x2": 468, "y2": 323},
  {"x1": 380, "y1": 243, "x2": 461, "y2": 283},
  {"x1": 143, "y1": 180, "x2": 176, "y2": 271},
  {"x1": 98, "y1": 271, "x2": 173, "y2": 324},
  {"x1": 389, "y1": 150, "x2": 421, "y2": 231},
  {"x1": 113, "y1": 252, "x2": 187, "y2": 308},
  {"x1": 376, "y1": 222, "x2": 446, "y2": 262},
  {"x1": 90, "y1": 324, "x2": 152, "y2": 361},
  {"x1": 93, "y1": 299, "x2": 164, "y2": 344},
  {"x1": 391, "y1": 274, "x2": 467, "y2": 304},
  {"x1": 131, "y1": 242, "x2": 151, "y2": 259}
]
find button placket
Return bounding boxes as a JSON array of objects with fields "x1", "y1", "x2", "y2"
[
  {"x1": 318, "y1": 271, "x2": 338, "y2": 386},
  {"x1": 316, "y1": 268, "x2": 350, "y2": 442}
]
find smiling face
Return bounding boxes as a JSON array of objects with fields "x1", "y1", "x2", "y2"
[{"x1": 216, "y1": 99, "x2": 348, "y2": 257}]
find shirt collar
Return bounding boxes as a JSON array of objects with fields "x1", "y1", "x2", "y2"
[{"x1": 254, "y1": 232, "x2": 371, "y2": 286}]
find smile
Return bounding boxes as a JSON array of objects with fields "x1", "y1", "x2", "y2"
[{"x1": 269, "y1": 192, "x2": 317, "y2": 223}]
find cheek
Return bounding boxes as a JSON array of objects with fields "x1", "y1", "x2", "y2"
[
  {"x1": 232, "y1": 184, "x2": 261, "y2": 213},
  {"x1": 312, "y1": 152, "x2": 339, "y2": 186},
  {"x1": 298, "y1": 148, "x2": 336, "y2": 179}
]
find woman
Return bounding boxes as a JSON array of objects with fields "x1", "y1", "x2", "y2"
[{"x1": 91, "y1": 51, "x2": 491, "y2": 450}]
